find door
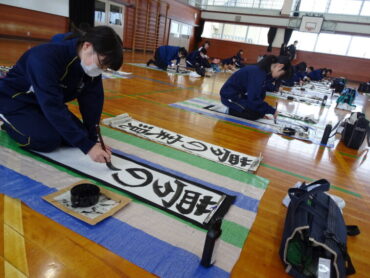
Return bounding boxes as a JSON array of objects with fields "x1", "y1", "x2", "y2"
[
  {"x1": 168, "y1": 20, "x2": 191, "y2": 50},
  {"x1": 94, "y1": 0, "x2": 124, "y2": 41}
]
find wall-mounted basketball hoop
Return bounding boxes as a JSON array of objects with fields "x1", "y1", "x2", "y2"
[{"x1": 299, "y1": 16, "x2": 324, "y2": 33}]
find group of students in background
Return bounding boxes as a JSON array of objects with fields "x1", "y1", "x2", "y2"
[
  {"x1": 146, "y1": 41, "x2": 246, "y2": 77},
  {"x1": 146, "y1": 40, "x2": 334, "y2": 122}
]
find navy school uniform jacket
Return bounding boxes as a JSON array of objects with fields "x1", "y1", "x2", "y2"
[
  {"x1": 222, "y1": 57, "x2": 235, "y2": 66},
  {"x1": 220, "y1": 65, "x2": 276, "y2": 115},
  {"x1": 282, "y1": 66, "x2": 306, "y2": 87},
  {"x1": 51, "y1": 32, "x2": 73, "y2": 43},
  {"x1": 186, "y1": 50, "x2": 200, "y2": 67},
  {"x1": 0, "y1": 38, "x2": 103, "y2": 153},
  {"x1": 156, "y1": 46, "x2": 181, "y2": 66},
  {"x1": 308, "y1": 69, "x2": 323, "y2": 81}
]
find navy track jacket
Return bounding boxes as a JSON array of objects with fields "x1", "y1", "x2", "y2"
[
  {"x1": 308, "y1": 69, "x2": 323, "y2": 81},
  {"x1": 220, "y1": 65, "x2": 276, "y2": 115},
  {"x1": 0, "y1": 39, "x2": 103, "y2": 153},
  {"x1": 157, "y1": 46, "x2": 181, "y2": 66}
]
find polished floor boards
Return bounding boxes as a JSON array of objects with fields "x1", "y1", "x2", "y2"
[{"x1": 0, "y1": 38, "x2": 369, "y2": 277}]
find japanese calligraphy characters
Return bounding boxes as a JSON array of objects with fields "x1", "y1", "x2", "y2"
[
  {"x1": 103, "y1": 118, "x2": 261, "y2": 172},
  {"x1": 34, "y1": 147, "x2": 235, "y2": 227}
]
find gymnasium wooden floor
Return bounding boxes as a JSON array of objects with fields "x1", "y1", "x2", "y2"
[{"x1": 1, "y1": 38, "x2": 369, "y2": 277}]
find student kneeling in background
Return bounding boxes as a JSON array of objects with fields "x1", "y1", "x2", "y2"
[
  {"x1": 147, "y1": 45, "x2": 187, "y2": 71},
  {"x1": 220, "y1": 55, "x2": 292, "y2": 120},
  {"x1": 221, "y1": 56, "x2": 237, "y2": 72}
]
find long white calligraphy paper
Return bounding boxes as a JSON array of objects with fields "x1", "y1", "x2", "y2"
[
  {"x1": 34, "y1": 147, "x2": 233, "y2": 227},
  {"x1": 103, "y1": 116, "x2": 262, "y2": 172}
]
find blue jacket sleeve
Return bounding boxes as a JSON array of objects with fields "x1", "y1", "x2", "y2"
[
  {"x1": 220, "y1": 67, "x2": 276, "y2": 115},
  {"x1": 245, "y1": 71, "x2": 276, "y2": 115},
  {"x1": 78, "y1": 76, "x2": 104, "y2": 142},
  {"x1": 165, "y1": 46, "x2": 180, "y2": 65},
  {"x1": 27, "y1": 48, "x2": 96, "y2": 154}
]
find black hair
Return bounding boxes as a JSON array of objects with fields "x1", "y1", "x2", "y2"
[
  {"x1": 200, "y1": 48, "x2": 207, "y2": 55},
  {"x1": 68, "y1": 24, "x2": 123, "y2": 70},
  {"x1": 296, "y1": 62, "x2": 307, "y2": 72},
  {"x1": 308, "y1": 66, "x2": 314, "y2": 71},
  {"x1": 294, "y1": 40, "x2": 298, "y2": 43},
  {"x1": 204, "y1": 41, "x2": 211, "y2": 46},
  {"x1": 256, "y1": 55, "x2": 292, "y2": 80},
  {"x1": 256, "y1": 55, "x2": 290, "y2": 72},
  {"x1": 326, "y1": 69, "x2": 332, "y2": 74},
  {"x1": 178, "y1": 47, "x2": 188, "y2": 57}
]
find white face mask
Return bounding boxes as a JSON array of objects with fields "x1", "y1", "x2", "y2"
[
  {"x1": 80, "y1": 46, "x2": 103, "y2": 77},
  {"x1": 80, "y1": 61, "x2": 103, "y2": 77}
]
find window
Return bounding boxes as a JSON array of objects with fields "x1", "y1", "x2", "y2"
[
  {"x1": 289, "y1": 32, "x2": 318, "y2": 52},
  {"x1": 204, "y1": 0, "x2": 283, "y2": 9},
  {"x1": 170, "y1": 21, "x2": 180, "y2": 34},
  {"x1": 202, "y1": 22, "x2": 223, "y2": 39},
  {"x1": 222, "y1": 24, "x2": 247, "y2": 42},
  {"x1": 246, "y1": 26, "x2": 268, "y2": 45},
  {"x1": 360, "y1": 1, "x2": 370, "y2": 16},
  {"x1": 109, "y1": 4, "x2": 122, "y2": 25},
  {"x1": 347, "y1": 36, "x2": 370, "y2": 58},
  {"x1": 181, "y1": 24, "x2": 191, "y2": 36},
  {"x1": 328, "y1": 0, "x2": 362, "y2": 15},
  {"x1": 299, "y1": 0, "x2": 328, "y2": 13},
  {"x1": 202, "y1": 22, "x2": 269, "y2": 45},
  {"x1": 315, "y1": 33, "x2": 351, "y2": 55},
  {"x1": 95, "y1": 0, "x2": 106, "y2": 23},
  {"x1": 297, "y1": 0, "x2": 370, "y2": 16},
  {"x1": 259, "y1": 0, "x2": 284, "y2": 9}
]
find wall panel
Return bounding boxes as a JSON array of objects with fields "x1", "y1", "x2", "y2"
[
  {"x1": 124, "y1": 0, "x2": 200, "y2": 51},
  {"x1": 0, "y1": 4, "x2": 68, "y2": 40}
]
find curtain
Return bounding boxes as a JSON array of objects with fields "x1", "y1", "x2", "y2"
[
  {"x1": 283, "y1": 28, "x2": 293, "y2": 45},
  {"x1": 267, "y1": 27, "x2": 277, "y2": 52},
  {"x1": 193, "y1": 19, "x2": 205, "y2": 51},
  {"x1": 69, "y1": 0, "x2": 95, "y2": 30}
]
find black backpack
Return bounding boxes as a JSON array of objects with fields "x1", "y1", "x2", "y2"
[
  {"x1": 330, "y1": 78, "x2": 346, "y2": 93},
  {"x1": 341, "y1": 112, "x2": 369, "y2": 149},
  {"x1": 357, "y1": 82, "x2": 368, "y2": 92},
  {"x1": 195, "y1": 65, "x2": 206, "y2": 77},
  {"x1": 280, "y1": 179, "x2": 360, "y2": 278}
]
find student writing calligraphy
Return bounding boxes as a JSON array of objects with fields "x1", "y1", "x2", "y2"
[
  {"x1": 220, "y1": 55, "x2": 292, "y2": 120},
  {"x1": 0, "y1": 25, "x2": 123, "y2": 163}
]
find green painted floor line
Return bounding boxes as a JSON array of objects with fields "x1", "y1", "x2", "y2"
[
  {"x1": 105, "y1": 95, "x2": 125, "y2": 100},
  {"x1": 102, "y1": 111, "x2": 115, "y2": 117},
  {"x1": 339, "y1": 151, "x2": 359, "y2": 159},
  {"x1": 260, "y1": 163, "x2": 362, "y2": 198},
  {"x1": 134, "y1": 96, "x2": 169, "y2": 107},
  {"x1": 0, "y1": 131, "x2": 248, "y2": 248}
]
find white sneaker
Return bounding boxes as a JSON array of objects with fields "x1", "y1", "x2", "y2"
[{"x1": 189, "y1": 71, "x2": 201, "y2": 78}]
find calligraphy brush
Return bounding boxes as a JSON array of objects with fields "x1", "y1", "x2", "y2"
[{"x1": 96, "y1": 125, "x2": 121, "y2": 171}]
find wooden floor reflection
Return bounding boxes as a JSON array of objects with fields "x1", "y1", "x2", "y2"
[{"x1": 0, "y1": 38, "x2": 369, "y2": 277}]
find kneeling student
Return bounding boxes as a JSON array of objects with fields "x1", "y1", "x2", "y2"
[
  {"x1": 0, "y1": 26, "x2": 123, "y2": 163},
  {"x1": 147, "y1": 45, "x2": 187, "y2": 71},
  {"x1": 221, "y1": 56, "x2": 237, "y2": 72},
  {"x1": 220, "y1": 55, "x2": 292, "y2": 120}
]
